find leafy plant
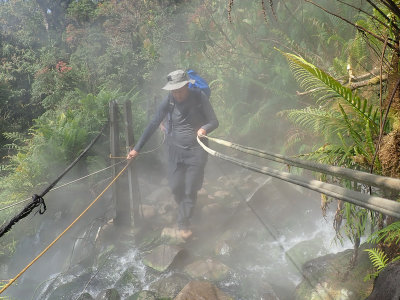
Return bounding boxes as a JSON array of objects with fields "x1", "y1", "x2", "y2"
[
  {"x1": 363, "y1": 248, "x2": 389, "y2": 281},
  {"x1": 278, "y1": 50, "x2": 387, "y2": 262},
  {"x1": 367, "y1": 221, "x2": 400, "y2": 245}
]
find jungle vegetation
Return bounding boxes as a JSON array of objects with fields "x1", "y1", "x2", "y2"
[{"x1": 0, "y1": 0, "x2": 399, "y2": 287}]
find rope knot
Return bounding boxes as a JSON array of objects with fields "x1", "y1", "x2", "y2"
[{"x1": 32, "y1": 194, "x2": 46, "y2": 215}]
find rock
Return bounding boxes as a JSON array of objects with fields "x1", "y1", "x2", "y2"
[
  {"x1": 145, "y1": 186, "x2": 172, "y2": 203},
  {"x1": 140, "y1": 205, "x2": 157, "y2": 219},
  {"x1": 214, "y1": 190, "x2": 231, "y2": 200},
  {"x1": 48, "y1": 273, "x2": 92, "y2": 300},
  {"x1": 149, "y1": 273, "x2": 190, "y2": 299},
  {"x1": 198, "y1": 187, "x2": 208, "y2": 196},
  {"x1": 201, "y1": 202, "x2": 223, "y2": 215},
  {"x1": 184, "y1": 259, "x2": 231, "y2": 282},
  {"x1": 135, "y1": 227, "x2": 163, "y2": 249},
  {"x1": 215, "y1": 240, "x2": 231, "y2": 256},
  {"x1": 366, "y1": 260, "x2": 400, "y2": 299},
  {"x1": 161, "y1": 227, "x2": 186, "y2": 245},
  {"x1": 296, "y1": 243, "x2": 374, "y2": 299},
  {"x1": 143, "y1": 244, "x2": 184, "y2": 272},
  {"x1": 285, "y1": 233, "x2": 328, "y2": 268},
  {"x1": 157, "y1": 202, "x2": 175, "y2": 215},
  {"x1": 95, "y1": 289, "x2": 120, "y2": 300},
  {"x1": 174, "y1": 280, "x2": 233, "y2": 300},
  {"x1": 114, "y1": 267, "x2": 142, "y2": 295},
  {"x1": 77, "y1": 293, "x2": 94, "y2": 300},
  {"x1": 158, "y1": 213, "x2": 175, "y2": 225},
  {"x1": 126, "y1": 290, "x2": 157, "y2": 300}
]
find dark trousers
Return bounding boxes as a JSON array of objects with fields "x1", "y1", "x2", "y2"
[{"x1": 168, "y1": 145, "x2": 207, "y2": 229}]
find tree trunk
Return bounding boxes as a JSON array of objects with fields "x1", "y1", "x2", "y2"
[{"x1": 379, "y1": 48, "x2": 400, "y2": 179}]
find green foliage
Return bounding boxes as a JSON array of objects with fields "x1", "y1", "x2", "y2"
[
  {"x1": 67, "y1": 0, "x2": 97, "y2": 24},
  {"x1": 280, "y1": 52, "x2": 381, "y2": 171},
  {"x1": 281, "y1": 51, "x2": 379, "y2": 131},
  {"x1": 279, "y1": 50, "x2": 386, "y2": 253},
  {"x1": 363, "y1": 248, "x2": 388, "y2": 280},
  {"x1": 0, "y1": 88, "x2": 140, "y2": 209},
  {"x1": 363, "y1": 221, "x2": 400, "y2": 280},
  {"x1": 367, "y1": 221, "x2": 400, "y2": 245}
]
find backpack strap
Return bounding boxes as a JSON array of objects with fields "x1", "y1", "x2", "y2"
[{"x1": 168, "y1": 93, "x2": 175, "y2": 134}]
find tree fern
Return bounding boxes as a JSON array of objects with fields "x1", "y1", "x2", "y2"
[
  {"x1": 280, "y1": 106, "x2": 347, "y2": 138},
  {"x1": 278, "y1": 51, "x2": 379, "y2": 133}
]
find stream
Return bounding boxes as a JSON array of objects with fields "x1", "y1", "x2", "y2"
[{"x1": 2, "y1": 155, "x2": 352, "y2": 299}]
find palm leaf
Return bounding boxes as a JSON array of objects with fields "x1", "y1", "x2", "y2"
[{"x1": 278, "y1": 50, "x2": 379, "y2": 133}]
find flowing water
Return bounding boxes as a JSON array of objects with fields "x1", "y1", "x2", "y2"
[{"x1": 2, "y1": 157, "x2": 353, "y2": 299}]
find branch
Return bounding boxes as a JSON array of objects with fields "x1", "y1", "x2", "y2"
[
  {"x1": 349, "y1": 74, "x2": 388, "y2": 90},
  {"x1": 366, "y1": 0, "x2": 400, "y2": 32},
  {"x1": 304, "y1": 0, "x2": 397, "y2": 50},
  {"x1": 336, "y1": 0, "x2": 391, "y2": 31},
  {"x1": 381, "y1": 0, "x2": 400, "y2": 20},
  {"x1": 369, "y1": 36, "x2": 389, "y2": 179},
  {"x1": 296, "y1": 74, "x2": 388, "y2": 96}
]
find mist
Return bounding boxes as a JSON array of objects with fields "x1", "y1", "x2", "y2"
[{"x1": 0, "y1": 0, "x2": 371, "y2": 299}]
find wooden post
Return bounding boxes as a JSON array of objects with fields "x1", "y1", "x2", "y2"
[
  {"x1": 110, "y1": 101, "x2": 131, "y2": 227},
  {"x1": 123, "y1": 100, "x2": 141, "y2": 226}
]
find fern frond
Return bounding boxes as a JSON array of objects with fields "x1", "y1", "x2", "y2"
[
  {"x1": 367, "y1": 221, "x2": 400, "y2": 244},
  {"x1": 364, "y1": 248, "x2": 389, "y2": 271},
  {"x1": 278, "y1": 51, "x2": 379, "y2": 133},
  {"x1": 281, "y1": 107, "x2": 347, "y2": 137}
]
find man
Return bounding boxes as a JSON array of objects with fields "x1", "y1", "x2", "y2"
[{"x1": 127, "y1": 70, "x2": 219, "y2": 239}]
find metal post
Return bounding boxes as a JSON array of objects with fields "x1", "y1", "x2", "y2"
[
  {"x1": 123, "y1": 100, "x2": 141, "y2": 226},
  {"x1": 110, "y1": 101, "x2": 131, "y2": 227}
]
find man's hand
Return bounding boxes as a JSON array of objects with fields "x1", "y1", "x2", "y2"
[
  {"x1": 197, "y1": 128, "x2": 207, "y2": 137},
  {"x1": 127, "y1": 149, "x2": 139, "y2": 160}
]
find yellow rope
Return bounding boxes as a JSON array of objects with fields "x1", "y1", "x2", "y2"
[{"x1": 0, "y1": 159, "x2": 132, "y2": 295}]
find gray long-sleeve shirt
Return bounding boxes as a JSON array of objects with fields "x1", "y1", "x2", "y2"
[{"x1": 134, "y1": 89, "x2": 219, "y2": 152}]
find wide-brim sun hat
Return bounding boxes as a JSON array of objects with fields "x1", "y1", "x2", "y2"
[{"x1": 162, "y1": 69, "x2": 195, "y2": 91}]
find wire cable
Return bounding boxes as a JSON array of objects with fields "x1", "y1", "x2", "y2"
[
  {"x1": 0, "y1": 159, "x2": 133, "y2": 294},
  {"x1": 0, "y1": 124, "x2": 108, "y2": 238},
  {"x1": 0, "y1": 161, "x2": 125, "y2": 213}
]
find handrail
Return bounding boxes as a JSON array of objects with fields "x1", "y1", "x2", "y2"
[
  {"x1": 197, "y1": 136, "x2": 400, "y2": 218},
  {"x1": 203, "y1": 135, "x2": 400, "y2": 193}
]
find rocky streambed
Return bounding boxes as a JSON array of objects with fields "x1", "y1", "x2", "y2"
[{"x1": 2, "y1": 158, "x2": 376, "y2": 299}]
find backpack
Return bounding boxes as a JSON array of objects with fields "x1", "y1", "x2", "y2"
[
  {"x1": 187, "y1": 69, "x2": 211, "y2": 98},
  {"x1": 167, "y1": 70, "x2": 210, "y2": 134}
]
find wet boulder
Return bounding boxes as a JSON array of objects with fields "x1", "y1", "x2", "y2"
[
  {"x1": 184, "y1": 258, "x2": 231, "y2": 282},
  {"x1": 149, "y1": 273, "x2": 190, "y2": 299},
  {"x1": 201, "y1": 202, "x2": 224, "y2": 215},
  {"x1": 174, "y1": 280, "x2": 233, "y2": 300},
  {"x1": 126, "y1": 290, "x2": 156, "y2": 300},
  {"x1": 143, "y1": 244, "x2": 184, "y2": 272},
  {"x1": 366, "y1": 260, "x2": 400, "y2": 299},
  {"x1": 213, "y1": 190, "x2": 232, "y2": 201},
  {"x1": 139, "y1": 205, "x2": 157, "y2": 219},
  {"x1": 113, "y1": 267, "x2": 142, "y2": 297},
  {"x1": 296, "y1": 244, "x2": 374, "y2": 299},
  {"x1": 161, "y1": 227, "x2": 186, "y2": 245},
  {"x1": 47, "y1": 272, "x2": 92, "y2": 300},
  {"x1": 285, "y1": 233, "x2": 328, "y2": 268},
  {"x1": 95, "y1": 288, "x2": 120, "y2": 300},
  {"x1": 77, "y1": 293, "x2": 94, "y2": 300},
  {"x1": 214, "y1": 240, "x2": 232, "y2": 256}
]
